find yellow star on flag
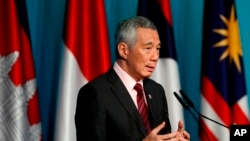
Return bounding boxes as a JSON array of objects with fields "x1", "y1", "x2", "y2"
[{"x1": 213, "y1": 4, "x2": 243, "y2": 73}]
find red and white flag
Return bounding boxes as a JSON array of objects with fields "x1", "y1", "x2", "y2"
[
  {"x1": 54, "y1": 0, "x2": 111, "y2": 141},
  {"x1": 0, "y1": 0, "x2": 42, "y2": 141}
]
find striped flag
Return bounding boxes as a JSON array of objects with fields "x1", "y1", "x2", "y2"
[
  {"x1": 0, "y1": 0, "x2": 42, "y2": 141},
  {"x1": 54, "y1": 0, "x2": 111, "y2": 141},
  {"x1": 138, "y1": 0, "x2": 184, "y2": 131},
  {"x1": 201, "y1": 0, "x2": 250, "y2": 140}
]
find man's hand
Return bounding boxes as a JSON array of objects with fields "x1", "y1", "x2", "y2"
[
  {"x1": 143, "y1": 122, "x2": 177, "y2": 141},
  {"x1": 143, "y1": 121, "x2": 190, "y2": 141},
  {"x1": 176, "y1": 120, "x2": 190, "y2": 141}
]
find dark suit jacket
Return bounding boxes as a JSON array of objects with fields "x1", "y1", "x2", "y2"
[{"x1": 75, "y1": 68, "x2": 171, "y2": 141}]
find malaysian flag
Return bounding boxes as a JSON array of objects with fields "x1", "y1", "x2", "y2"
[{"x1": 200, "y1": 0, "x2": 250, "y2": 140}]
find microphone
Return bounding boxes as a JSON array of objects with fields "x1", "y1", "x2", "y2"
[
  {"x1": 173, "y1": 92, "x2": 189, "y2": 110},
  {"x1": 173, "y1": 92, "x2": 200, "y2": 124},
  {"x1": 178, "y1": 90, "x2": 229, "y2": 129},
  {"x1": 179, "y1": 90, "x2": 194, "y2": 107},
  {"x1": 174, "y1": 91, "x2": 210, "y2": 141}
]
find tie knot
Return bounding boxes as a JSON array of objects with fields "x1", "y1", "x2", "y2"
[{"x1": 134, "y1": 83, "x2": 143, "y2": 94}]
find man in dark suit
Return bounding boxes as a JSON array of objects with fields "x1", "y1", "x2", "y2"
[{"x1": 75, "y1": 16, "x2": 190, "y2": 141}]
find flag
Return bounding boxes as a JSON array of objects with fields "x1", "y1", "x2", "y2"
[
  {"x1": 54, "y1": 0, "x2": 111, "y2": 141},
  {"x1": 201, "y1": 0, "x2": 250, "y2": 140},
  {"x1": 0, "y1": 0, "x2": 42, "y2": 141},
  {"x1": 138, "y1": 0, "x2": 184, "y2": 131}
]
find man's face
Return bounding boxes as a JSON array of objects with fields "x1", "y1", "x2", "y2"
[{"x1": 126, "y1": 27, "x2": 160, "y2": 81}]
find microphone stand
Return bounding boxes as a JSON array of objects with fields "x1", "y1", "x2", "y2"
[
  {"x1": 179, "y1": 90, "x2": 229, "y2": 129},
  {"x1": 174, "y1": 90, "x2": 230, "y2": 141},
  {"x1": 173, "y1": 92, "x2": 210, "y2": 141},
  {"x1": 173, "y1": 92, "x2": 200, "y2": 125}
]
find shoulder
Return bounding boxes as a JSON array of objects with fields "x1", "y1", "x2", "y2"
[
  {"x1": 76, "y1": 73, "x2": 111, "y2": 105},
  {"x1": 84, "y1": 67, "x2": 118, "y2": 87},
  {"x1": 78, "y1": 68, "x2": 119, "y2": 95},
  {"x1": 143, "y1": 78, "x2": 164, "y2": 90},
  {"x1": 80, "y1": 73, "x2": 109, "y2": 92}
]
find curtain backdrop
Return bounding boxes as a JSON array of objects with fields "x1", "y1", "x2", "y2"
[{"x1": 25, "y1": 0, "x2": 250, "y2": 141}]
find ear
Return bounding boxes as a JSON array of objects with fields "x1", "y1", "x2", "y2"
[{"x1": 117, "y1": 42, "x2": 129, "y2": 59}]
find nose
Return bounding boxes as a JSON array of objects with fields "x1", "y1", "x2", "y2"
[{"x1": 151, "y1": 48, "x2": 159, "y2": 61}]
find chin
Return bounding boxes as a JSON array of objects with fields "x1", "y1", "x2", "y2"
[{"x1": 143, "y1": 73, "x2": 153, "y2": 78}]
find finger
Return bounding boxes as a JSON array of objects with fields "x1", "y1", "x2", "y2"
[
  {"x1": 152, "y1": 121, "x2": 165, "y2": 134},
  {"x1": 177, "y1": 120, "x2": 184, "y2": 132},
  {"x1": 158, "y1": 131, "x2": 178, "y2": 140},
  {"x1": 183, "y1": 131, "x2": 190, "y2": 139}
]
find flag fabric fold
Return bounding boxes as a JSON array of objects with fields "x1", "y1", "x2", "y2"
[
  {"x1": 201, "y1": 0, "x2": 250, "y2": 140},
  {"x1": 138, "y1": 0, "x2": 184, "y2": 131},
  {"x1": 54, "y1": 0, "x2": 111, "y2": 141},
  {"x1": 0, "y1": 0, "x2": 42, "y2": 141}
]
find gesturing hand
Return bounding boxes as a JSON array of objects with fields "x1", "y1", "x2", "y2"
[
  {"x1": 176, "y1": 120, "x2": 190, "y2": 141},
  {"x1": 143, "y1": 122, "x2": 177, "y2": 141},
  {"x1": 143, "y1": 121, "x2": 190, "y2": 141}
]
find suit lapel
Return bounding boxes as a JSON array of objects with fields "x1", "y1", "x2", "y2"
[
  {"x1": 143, "y1": 79, "x2": 160, "y2": 127},
  {"x1": 106, "y1": 68, "x2": 147, "y2": 136}
]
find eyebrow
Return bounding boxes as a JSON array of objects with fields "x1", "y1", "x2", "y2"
[
  {"x1": 144, "y1": 41, "x2": 161, "y2": 47},
  {"x1": 144, "y1": 42, "x2": 152, "y2": 45}
]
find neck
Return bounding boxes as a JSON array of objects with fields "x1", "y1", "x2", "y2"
[{"x1": 116, "y1": 60, "x2": 141, "y2": 81}]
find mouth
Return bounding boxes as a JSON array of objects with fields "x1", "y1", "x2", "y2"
[{"x1": 146, "y1": 65, "x2": 155, "y2": 73}]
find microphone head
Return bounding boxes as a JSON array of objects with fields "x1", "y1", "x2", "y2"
[
  {"x1": 179, "y1": 90, "x2": 194, "y2": 107},
  {"x1": 173, "y1": 92, "x2": 189, "y2": 109}
]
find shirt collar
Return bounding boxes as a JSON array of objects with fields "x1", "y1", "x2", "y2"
[{"x1": 113, "y1": 62, "x2": 143, "y2": 91}]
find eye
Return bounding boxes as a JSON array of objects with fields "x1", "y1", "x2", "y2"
[
  {"x1": 144, "y1": 46, "x2": 152, "y2": 53},
  {"x1": 157, "y1": 46, "x2": 161, "y2": 51}
]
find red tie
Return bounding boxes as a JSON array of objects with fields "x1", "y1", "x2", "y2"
[{"x1": 134, "y1": 83, "x2": 151, "y2": 133}]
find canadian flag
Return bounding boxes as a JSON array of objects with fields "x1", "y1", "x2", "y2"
[
  {"x1": 54, "y1": 0, "x2": 111, "y2": 141},
  {"x1": 0, "y1": 0, "x2": 42, "y2": 141}
]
